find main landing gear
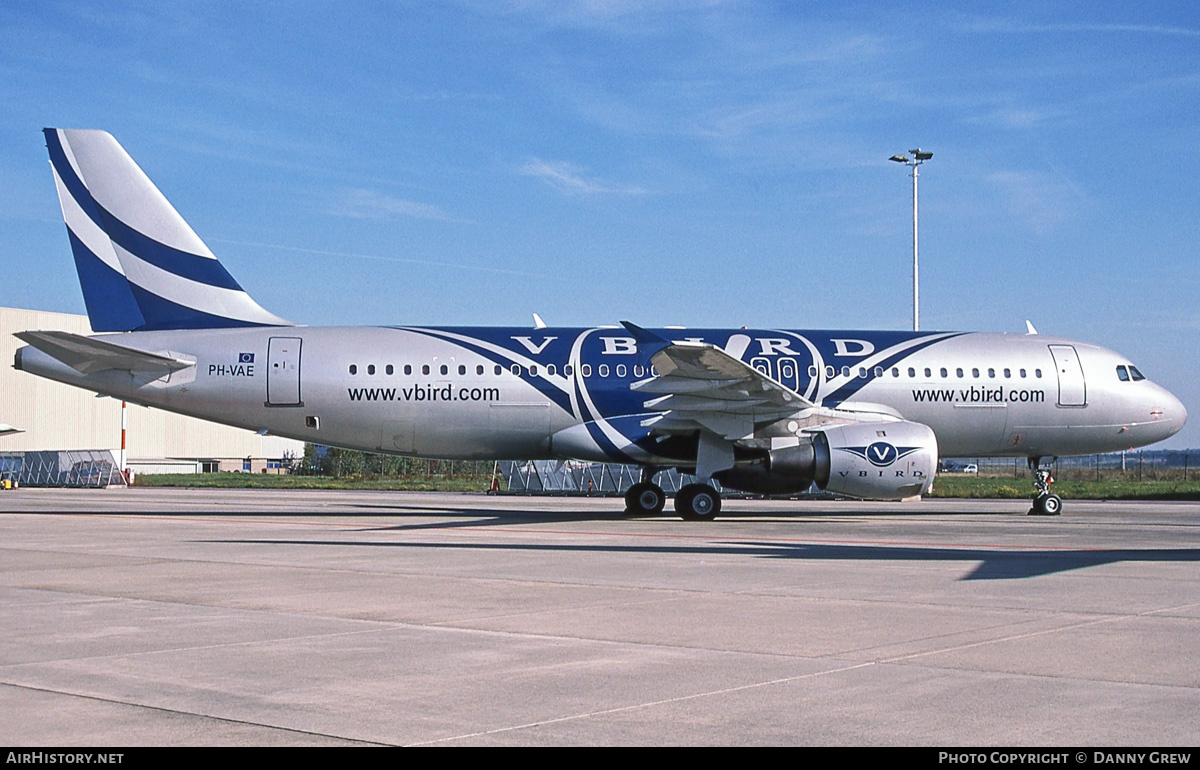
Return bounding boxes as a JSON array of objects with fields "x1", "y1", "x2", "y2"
[
  {"x1": 675, "y1": 483, "x2": 721, "y2": 521},
  {"x1": 1028, "y1": 457, "x2": 1062, "y2": 516},
  {"x1": 623, "y1": 480, "x2": 666, "y2": 516},
  {"x1": 623, "y1": 470, "x2": 722, "y2": 521},
  {"x1": 624, "y1": 467, "x2": 667, "y2": 516}
]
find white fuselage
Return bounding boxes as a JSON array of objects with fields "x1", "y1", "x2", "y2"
[{"x1": 15, "y1": 325, "x2": 1187, "y2": 463}]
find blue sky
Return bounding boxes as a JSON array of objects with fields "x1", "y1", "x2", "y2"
[{"x1": 2, "y1": 1, "x2": 1198, "y2": 448}]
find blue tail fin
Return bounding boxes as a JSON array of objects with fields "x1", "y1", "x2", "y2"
[{"x1": 44, "y1": 128, "x2": 292, "y2": 332}]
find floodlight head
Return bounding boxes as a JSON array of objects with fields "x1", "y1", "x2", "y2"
[
  {"x1": 912, "y1": 149, "x2": 933, "y2": 160},
  {"x1": 889, "y1": 154, "x2": 909, "y2": 163}
]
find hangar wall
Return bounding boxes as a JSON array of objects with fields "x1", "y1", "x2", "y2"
[{"x1": 1, "y1": 307, "x2": 303, "y2": 467}]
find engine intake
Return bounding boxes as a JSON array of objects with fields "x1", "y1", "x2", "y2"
[
  {"x1": 814, "y1": 421, "x2": 937, "y2": 500},
  {"x1": 716, "y1": 420, "x2": 938, "y2": 500}
]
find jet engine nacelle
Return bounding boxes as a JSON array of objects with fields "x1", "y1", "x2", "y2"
[
  {"x1": 814, "y1": 421, "x2": 937, "y2": 500},
  {"x1": 715, "y1": 420, "x2": 938, "y2": 499}
]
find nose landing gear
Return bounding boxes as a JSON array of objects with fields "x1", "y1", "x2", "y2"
[{"x1": 1028, "y1": 458, "x2": 1062, "y2": 516}]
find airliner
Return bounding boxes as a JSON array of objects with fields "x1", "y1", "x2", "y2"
[{"x1": 14, "y1": 129, "x2": 1188, "y2": 518}]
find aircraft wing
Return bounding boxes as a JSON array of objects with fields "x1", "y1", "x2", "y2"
[
  {"x1": 15, "y1": 331, "x2": 195, "y2": 375},
  {"x1": 627, "y1": 328, "x2": 814, "y2": 441}
]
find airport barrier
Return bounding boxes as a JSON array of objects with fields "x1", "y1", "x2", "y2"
[
  {"x1": 0, "y1": 450, "x2": 126, "y2": 488},
  {"x1": 497, "y1": 460, "x2": 828, "y2": 498},
  {"x1": 498, "y1": 461, "x2": 702, "y2": 494},
  {"x1": 943, "y1": 450, "x2": 1195, "y2": 481}
]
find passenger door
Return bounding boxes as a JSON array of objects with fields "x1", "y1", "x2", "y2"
[{"x1": 1049, "y1": 344, "x2": 1086, "y2": 407}]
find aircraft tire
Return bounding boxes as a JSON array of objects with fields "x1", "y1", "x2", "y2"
[
  {"x1": 624, "y1": 482, "x2": 666, "y2": 516},
  {"x1": 676, "y1": 483, "x2": 721, "y2": 521},
  {"x1": 1029, "y1": 493, "x2": 1063, "y2": 516}
]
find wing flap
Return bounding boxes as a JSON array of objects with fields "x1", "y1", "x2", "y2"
[
  {"x1": 16, "y1": 330, "x2": 195, "y2": 375},
  {"x1": 636, "y1": 339, "x2": 814, "y2": 425}
]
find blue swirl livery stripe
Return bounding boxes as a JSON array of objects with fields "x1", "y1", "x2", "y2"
[
  {"x1": 94, "y1": 204, "x2": 244, "y2": 291},
  {"x1": 127, "y1": 285, "x2": 273, "y2": 330},
  {"x1": 823, "y1": 333, "x2": 965, "y2": 404},
  {"x1": 44, "y1": 129, "x2": 102, "y2": 231},
  {"x1": 571, "y1": 377, "x2": 638, "y2": 463},
  {"x1": 66, "y1": 230, "x2": 145, "y2": 332},
  {"x1": 397, "y1": 328, "x2": 576, "y2": 415}
]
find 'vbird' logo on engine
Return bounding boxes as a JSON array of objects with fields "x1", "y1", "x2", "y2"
[{"x1": 840, "y1": 441, "x2": 922, "y2": 467}]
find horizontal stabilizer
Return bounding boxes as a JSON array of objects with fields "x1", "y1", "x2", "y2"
[{"x1": 15, "y1": 330, "x2": 194, "y2": 375}]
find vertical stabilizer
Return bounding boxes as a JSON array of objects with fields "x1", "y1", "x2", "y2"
[{"x1": 44, "y1": 128, "x2": 292, "y2": 331}]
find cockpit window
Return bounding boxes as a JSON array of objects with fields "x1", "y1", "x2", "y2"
[
  {"x1": 1129, "y1": 365, "x2": 1146, "y2": 381},
  {"x1": 1116, "y1": 365, "x2": 1129, "y2": 382}
]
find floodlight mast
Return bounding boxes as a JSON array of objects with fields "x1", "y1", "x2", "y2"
[{"x1": 889, "y1": 148, "x2": 932, "y2": 331}]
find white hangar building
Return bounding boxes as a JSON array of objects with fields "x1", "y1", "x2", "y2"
[{"x1": 2, "y1": 307, "x2": 303, "y2": 474}]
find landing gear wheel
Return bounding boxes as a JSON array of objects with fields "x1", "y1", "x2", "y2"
[
  {"x1": 675, "y1": 483, "x2": 721, "y2": 521},
  {"x1": 1029, "y1": 493, "x2": 1062, "y2": 516},
  {"x1": 1027, "y1": 459, "x2": 1062, "y2": 516},
  {"x1": 624, "y1": 482, "x2": 666, "y2": 516}
]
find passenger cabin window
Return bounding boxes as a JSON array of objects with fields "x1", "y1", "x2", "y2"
[
  {"x1": 972, "y1": 368, "x2": 980, "y2": 378},
  {"x1": 529, "y1": 365, "x2": 538, "y2": 375},
  {"x1": 494, "y1": 365, "x2": 502, "y2": 375},
  {"x1": 826, "y1": 366, "x2": 836, "y2": 378},
  {"x1": 956, "y1": 368, "x2": 964, "y2": 378},
  {"x1": 547, "y1": 364, "x2": 557, "y2": 376},
  {"x1": 841, "y1": 366, "x2": 851, "y2": 377},
  {"x1": 459, "y1": 365, "x2": 466, "y2": 375},
  {"x1": 440, "y1": 364, "x2": 449, "y2": 375},
  {"x1": 1004, "y1": 368, "x2": 1011, "y2": 378},
  {"x1": 564, "y1": 364, "x2": 573, "y2": 376},
  {"x1": 581, "y1": 364, "x2": 592, "y2": 377},
  {"x1": 908, "y1": 367, "x2": 916, "y2": 378},
  {"x1": 386, "y1": 364, "x2": 394, "y2": 375},
  {"x1": 988, "y1": 368, "x2": 995, "y2": 378},
  {"x1": 924, "y1": 368, "x2": 932, "y2": 378},
  {"x1": 1035, "y1": 369, "x2": 1042, "y2": 378},
  {"x1": 422, "y1": 365, "x2": 430, "y2": 375},
  {"x1": 349, "y1": 364, "x2": 357, "y2": 375},
  {"x1": 599, "y1": 364, "x2": 610, "y2": 377},
  {"x1": 809, "y1": 366, "x2": 819, "y2": 377},
  {"x1": 1019, "y1": 368, "x2": 1027, "y2": 378},
  {"x1": 617, "y1": 364, "x2": 627, "y2": 377},
  {"x1": 940, "y1": 367, "x2": 948, "y2": 378},
  {"x1": 510, "y1": 364, "x2": 521, "y2": 375},
  {"x1": 476, "y1": 365, "x2": 484, "y2": 375},
  {"x1": 892, "y1": 367, "x2": 900, "y2": 377},
  {"x1": 404, "y1": 364, "x2": 412, "y2": 375}
]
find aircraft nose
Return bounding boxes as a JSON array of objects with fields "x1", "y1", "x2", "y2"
[
  {"x1": 1172, "y1": 391, "x2": 1188, "y2": 432},
  {"x1": 1152, "y1": 386, "x2": 1188, "y2": 440}
]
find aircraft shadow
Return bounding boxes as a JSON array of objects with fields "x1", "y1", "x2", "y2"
[{"x1": 199, "y1": 535, "x2": 1200, "y2": 580}]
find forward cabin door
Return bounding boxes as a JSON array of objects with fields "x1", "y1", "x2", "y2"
[
  {"x1": 267, "y1": 336, "x2": 303, "y2": 406},
  {"x1": 1049, "y1": 344, "x2": 1086, "y2": 407}
]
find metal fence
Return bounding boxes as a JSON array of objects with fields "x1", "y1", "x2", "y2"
[
  {"x1": 500, "y1": 451, "x2": 1196, "y2": 497},
  {"x1": 499, "y1": 461, "x2": 723, "y2": 495},
  {"x1": 942, "y1": 451, "x2": 1195, "y2": 482},
  {"x1": 0, "y1": 450, "x2": 126, "y2": 488},
  {"x1": 497, "y1": 461, "x2": 831, "y2": 498}
]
